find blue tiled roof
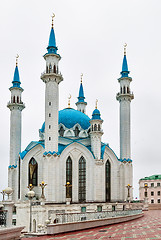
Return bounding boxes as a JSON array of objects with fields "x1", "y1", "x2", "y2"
[
  {"x1": 40, "y1": 108, "x2": 90, "y2": 133},
  {"x1": 91, "y1": 108, "x2": 101, "y2": 120}
]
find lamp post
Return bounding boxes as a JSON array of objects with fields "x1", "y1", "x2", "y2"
[
  {"x1": 39, "y1": 181, "x2": 47, "y2": 199},
  {"x1": 65, "y1": 182, "x2": 72, "y2": 198},
  {"x1": 27, "y1": 190, "x2": 35, "y2": 232},
  {"x1": 4, "y1": 187, "x2": 13, "y2": 200},
  {"x1": 126, "y1": 184, "x2": 132, "y2": 202},
  {"x1": 0, "y1": 190, "x2": 5, "y2": 201}
]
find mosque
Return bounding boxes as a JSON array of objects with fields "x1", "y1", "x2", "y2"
[{"x1": 7, "y1": 16, "x2": 134, "y2": 228}]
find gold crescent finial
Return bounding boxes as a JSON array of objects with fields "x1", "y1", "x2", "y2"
[
  {"x1": 95, "y1": 99, "x2": 98, "y2": 109},
  {"x1": 16, "y1": 54, "x2": 19, "y2": 66},
  {"x1": 51, "y1": 13, "x2": 55, "y2": 28},
  {"x1": 81, "y1": 73, "x2": 83, "y2": 83},
  {"x1": 68, "y1": 94, "x2": 71, "y2": 108},
  {"x1": 124, "y1": 43, "x2": 127, "y2": 55}
]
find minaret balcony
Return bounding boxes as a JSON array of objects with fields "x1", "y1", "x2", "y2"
[
  {"x1": 116, "y1": 92, "x2": 134, "y2": 101},
  {"x1": 41, "y1": 71, "x2": 63, "y2": 84},
  {"x1": 7, "y1": 101, "x2": 25, "y2": 110}
]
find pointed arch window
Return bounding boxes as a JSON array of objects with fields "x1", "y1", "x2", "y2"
[
  {"x1": 29, "y1": 158, "x2": 38, "y2": 186},
  {"x1": 94, "y1": 124, "x2": 97, "y2": 131},
  {"x1": 54, "y1": 65, "x2": 56, "y2": 73},
  {"x1": 127, "y1": 87, "x2": 130, "y2": 94},
  {"x1": 13, "y1": 96, "x2": 15, "y2": 103},
  {"x1": 79, "y1": 156, "x2": 86, "y2": 202},
  {"x1": 17, "y1": 96, "x2": 19, "y2": 103},
  {"x1": 105, "y1": 160, "x2": 111, "y2": 202},
  {"x1": 123, "y1": 86, "x2": 126, "y2": 94},
  {"x1": 74, "y1": 126, "x2": 80, "y2": 137},
  {"x1": 66, "y1": 157, "x2": 72, "y2": 198},
  {"x1": 49, "y1": 64, "x2": 52, "y2": 73},
  {"x1": 98, "y1": 124, "x2": 101, "y2": 131},
  {"x1": 59, "y1": 126, "x2": 65, "y2": 137}
]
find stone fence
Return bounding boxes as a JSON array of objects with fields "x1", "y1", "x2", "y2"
[{"x1": 55, "y1": 209, "x2": 142, "y2": 224}]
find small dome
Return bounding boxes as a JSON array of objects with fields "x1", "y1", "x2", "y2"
[
  {"x1": 40, "y1": 108, "x2": 90, "y2": 133},
  {"x1": 92, "y1": 108, "x2": 101, "y2": 120}
]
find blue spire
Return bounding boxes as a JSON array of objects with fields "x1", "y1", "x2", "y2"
[
  {"x1": 120, "y1": 45, "x2": 130, "y2": 78},
  {"x1": 12, "y1": 65, "x2": 21, "y2": 88},
  {"x1": 47, "y1": 27, "x2": 58, "y2": 54},
  {"x1": 77, "y1": 81, "x2": 85, "y2": 103}
]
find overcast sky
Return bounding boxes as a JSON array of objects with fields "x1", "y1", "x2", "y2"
[{"x1": 0, "y1": 0, "x2": 161, "y2": 199}]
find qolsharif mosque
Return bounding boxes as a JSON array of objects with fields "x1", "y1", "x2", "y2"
[{"x1": 7, "y1": 16, "x2": 134, "y2": 229}]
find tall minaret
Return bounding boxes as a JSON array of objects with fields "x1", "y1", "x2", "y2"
[
  {"x1": 90, "y1": 100, "x2": 103, "y2": 160},
  {"x1": 76, "y1": 74, "x2": 87, "y2": 113},
  {"x1": 116, "y1": 44, "x2": 134, "y2": 160},
  {"x1": 41, "y1": 14, "x2": 63, "y2": 153},
  {"x1": 7, "y1": 55, "x2": 25, "y2": 200}
]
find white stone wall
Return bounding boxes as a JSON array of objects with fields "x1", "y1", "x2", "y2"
[
  {"x1": 45, "y1": 80, "x2": 59, "y2": 152},
  {"x1": 120, "y1": 99, "x2": 131, "y2": 159}
]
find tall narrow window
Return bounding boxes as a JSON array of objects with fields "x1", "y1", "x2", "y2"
[
  {"x1": 98, "y1": 124, "x2": 101, "y2": 131},
  {"x1": 123, "y1": 86, "x2": 126, "y2": 94},
  {"x1": 29, "y1": 158, "x2": 38, "y2": 186},
  {"x1": 105, "y1": 160, "x2": 111, "y2": 202},
  {"x1": 54, "y1": 65, "x2": 56, "y2": 73},
  {"x1": 17, "y1": 96, "x2": 19, "y2": 103},
  {"x1": 13, "y1": 96, "x2": 15, "y2": 103},
  {"x1": 74, "y1": 126, "x2": 80, "y2": 137},
  {"x1": 59, "y1": 126, "x2": 65, "y2": 137},
  {"x1": 46, "y1": 66, "x2": 48, "y2": 73},
  {"x1": 94, "y1": 124, "x2": 97, "y2": 131},
  {"x1": 79, "y1": 156, "x2": 86, "y2": 202},
  {"x1": 49, "y1": 64, "x2": 52, "y2": 73},
  {"x1": 66, "y1": 157, "x2": 72, "y2": 199}
]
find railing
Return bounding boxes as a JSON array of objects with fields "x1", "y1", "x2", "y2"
[
  {"x1": 41, "y1": 71, "x2": 62, "y2": 77},
  {"x1": 0, "y1": 210, "x2": 7, "y2": 227},
  {"x1": 55, "y1": 209, "x2": 142, "y2": 224}
]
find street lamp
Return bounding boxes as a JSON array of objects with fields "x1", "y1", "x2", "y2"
[
  {"x1": 27, "y1": 190, "x2": 35, "y2": 232},
  {"x1": 4, "y1": 187, "x2": 13, "y2": 200},
  {"x1": 0, "y1": 190, "x2": 5, "y2": 201},
  {"x1": 39, "y1": 181, "x2": 47, "y2": 199},
  {"x1": 126, "y1": 184, "x2": 132, "y2": 202}
]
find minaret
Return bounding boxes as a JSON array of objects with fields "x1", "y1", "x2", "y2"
[
  {"x1": 41, "y1": 14, "x2": 63, "y2": 153},
  {"x1": 7, "y1": 55, "x2": 25, "y2": 200},
  {"x1": 116, "y1": 44, "x2": 134, "y2": 160},
  {"x1": 76, "y1": 73, "x2": 87, "y2": 113},
  {"x1": 90, "y1": 100, "x2": 103, "y2": 160}
]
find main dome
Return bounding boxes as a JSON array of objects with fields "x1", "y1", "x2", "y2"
[{"x1": 40, "y1": 108, "x2": 90, "y2": 133}]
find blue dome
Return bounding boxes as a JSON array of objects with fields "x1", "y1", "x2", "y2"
[
  {"x1": 92, "y1": 108, "x2": 101, "y2": 120},
  {"x1": 40, "y1": 108, "x2": 90, "y2": 133}
]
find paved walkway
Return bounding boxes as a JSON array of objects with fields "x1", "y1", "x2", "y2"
[{"x1": 22, "y1": 210, "x2": 161, "y2": 239}]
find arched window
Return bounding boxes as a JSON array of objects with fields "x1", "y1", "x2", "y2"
[
  {"x1": 17, "y1": 96, "x2": 19, "y2": 103},
  {"x1": 74, "y1": 126, "x2": 80, "y2": 137},
  {"x1": 49, "y1": 64, "x2": 52, "y2": 73},
  {"x1": 79, "y1": 156, "x2": 86, "y2": 202},
  {"x1": 123, "y1": 86, "x2": 126, "y2": 94},
  {"x1": 121, "y1": 87, "x2": 122, "y2": 94},
  {"x1": 92, "y1": 125, "x2": 93, "y2": 131},
  {"x1": 59, "y1": 126, "x2": 65, "y2": 137},
  {"x1": 46, "y1": 66, "x2": 48, "y2": 73},
  {"x1": 29, "y1": 158, "x2": 38, "y2": 186},
  {"x1": 98, "y1": 124, "x2": 101, "y2": 131},
  {"x1": 13, "y1": 96, "x2": 15, "y2": 103},
  {"x1": 54, "y1": 65, "x2": 56, "y2": 73},
  {"x1": 105, "y1": 160, "x2": 111, "y2": 202},
  {"x1": 94, "y1": 124, "x2": 97, "y2": 131},
  {"x1": 66, "y1": 157, "x2": 72, "y2": 199},
  {"x1": 127, "y1": 87, "x2": 130, "y2": 94}
]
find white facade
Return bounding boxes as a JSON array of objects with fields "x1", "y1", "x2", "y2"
[{"x1": 6, "y1": 19, "x2": 134, "y2": 230}]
